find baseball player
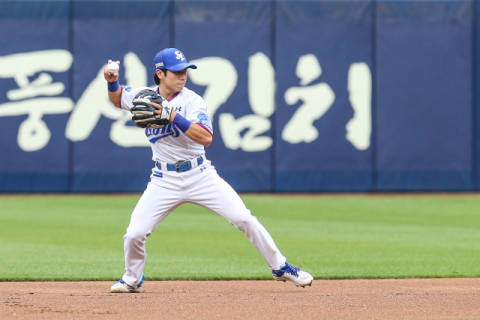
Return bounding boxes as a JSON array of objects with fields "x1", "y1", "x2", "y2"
[{"x1": 104, "y1": 48, "x2": 313, "y2": 293}]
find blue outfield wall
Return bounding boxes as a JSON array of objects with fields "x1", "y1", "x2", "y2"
[{"x1": 0, "y1": 0, "x2": 477, "y2": 192}]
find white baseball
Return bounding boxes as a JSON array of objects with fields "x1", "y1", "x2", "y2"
[{"x1": 107, "y1": 60, "x2": 120, "y2": 74}]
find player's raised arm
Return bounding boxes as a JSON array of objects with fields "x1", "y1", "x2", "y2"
[{"x1": 104, "y1": 59, "x2": 121, "y2": 108}]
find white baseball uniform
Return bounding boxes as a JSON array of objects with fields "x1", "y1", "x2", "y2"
[{"x1": 118, "y1": 85, "x2": 286, "y2": 286}]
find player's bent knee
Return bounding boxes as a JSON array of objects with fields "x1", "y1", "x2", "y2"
[
  {"x1": 123, "y1": 230, "x2": 149, "y2": 243},
  {"x1": 233, "y1": 215, "x2": 259, "y2": 232}
]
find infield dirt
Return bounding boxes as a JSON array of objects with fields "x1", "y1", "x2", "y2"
[{"x1": 1, "y1": 278, "x2": 480, "y2": 319}]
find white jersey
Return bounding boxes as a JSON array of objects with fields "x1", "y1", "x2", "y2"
[{"x1": 120, "y1": 85, "x2": 213, "y2": 163}]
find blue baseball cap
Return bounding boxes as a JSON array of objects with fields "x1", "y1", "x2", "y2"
[{"x1": 154, "y1": 48, "x2": 197, "y2": 71}]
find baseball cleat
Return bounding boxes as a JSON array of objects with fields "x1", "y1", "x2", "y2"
[
  {"x1": 272, "y1": 262, "x2": 313, "y2": 288},
  {"x1": 111, "y1": 274, "x2": 145, "y2": 293}
]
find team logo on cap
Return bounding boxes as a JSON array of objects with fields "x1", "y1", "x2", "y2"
[
  {"x1": 155, "y1": 62, "x2": 164, "y2": 68},
  {"x1": 175, "y1": 51, "x2": 185, "y2": 61}
]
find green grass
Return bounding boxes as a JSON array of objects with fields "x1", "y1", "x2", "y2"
[{"x1": 0, "y1": 194, "x2": 480, "y2": 281}]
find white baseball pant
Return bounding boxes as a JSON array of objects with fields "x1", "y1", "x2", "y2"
[{"x1": 121, "y1": 159, "x2": 287, "y2": 286}]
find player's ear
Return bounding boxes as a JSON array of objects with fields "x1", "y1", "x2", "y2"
[
  {"x1": 156, "y1": 69, "x2": 168, "y2": 81},
  {"x1": 154, "y1": 71, "x2": 161, "y2": 85}
]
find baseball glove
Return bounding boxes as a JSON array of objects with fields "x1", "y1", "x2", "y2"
[{"x1": 131, "y1": 89, "x2": 172, "y2": 129}]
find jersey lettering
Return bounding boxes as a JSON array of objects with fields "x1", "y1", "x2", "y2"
[{"x1": 145, "y1": 123, "x2": 180, "y2": 143}]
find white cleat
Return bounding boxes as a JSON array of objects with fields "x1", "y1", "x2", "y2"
[
  {"x1": 111, "y1": 274, "x2": 145, "y2": 293},
  {"x1": 272, "y1": 262, "x2": 313, "y2": 288}
]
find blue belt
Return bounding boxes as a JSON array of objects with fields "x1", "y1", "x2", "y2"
[{"x1": 156, "y1": 157, "x2": 204, "y2": 172}]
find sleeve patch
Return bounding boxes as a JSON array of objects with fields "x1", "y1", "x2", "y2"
[{"x1": 197, "y1": 113, "x2": 213, "y2": 132}]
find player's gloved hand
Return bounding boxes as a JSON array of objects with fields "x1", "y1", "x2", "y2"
[{"x1": 131, "y1": 89, "x2": 172, "y2": 129}]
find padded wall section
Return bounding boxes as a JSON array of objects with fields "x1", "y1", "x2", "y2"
[
  {"x1": 275, "y1": 1, "x2": 374, "y2": 191},
  {"x1": 70, "y1": 1, "x2": 170, "y2": 192},
  {"x1": 175, "y1": 1, "x2": 274, "y2": 191},
  {"x1": 0, "y1": 1, "x2": 71, "y2": 191},
  {"x1": 376, "y1": 0, "x2": 473, "y2": 191}
]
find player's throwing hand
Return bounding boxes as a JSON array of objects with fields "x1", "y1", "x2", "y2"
[{"x1": 104, "y1": 59, "x2": 120, "y2": 82}]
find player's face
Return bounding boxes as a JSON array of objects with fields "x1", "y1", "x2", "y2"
[{"x1": 160, "y1": 69, "x2": 188, "y2": 93}]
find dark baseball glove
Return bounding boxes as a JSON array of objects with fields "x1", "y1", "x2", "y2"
[{"x1": 131, "y1": 89, "x2": 172, "y2": 129}]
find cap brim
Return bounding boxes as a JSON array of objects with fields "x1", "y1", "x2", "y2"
[{"x1": 168, "y1": 63, "x2": 197, "y2": 71}]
